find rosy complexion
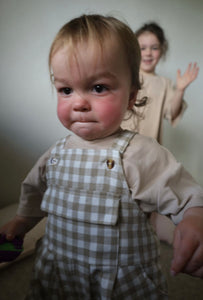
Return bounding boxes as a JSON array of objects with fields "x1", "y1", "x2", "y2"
[
  {"x1": 138, "y1": 32, "x2": 162, "y2": 74},
  {"x1": 51, "y1": 38, "x2": 136, "y2": 140}
]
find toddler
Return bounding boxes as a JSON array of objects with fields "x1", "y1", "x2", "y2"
[{"x1": 0, "y1": 15, "x2": 203, "y2": 299}]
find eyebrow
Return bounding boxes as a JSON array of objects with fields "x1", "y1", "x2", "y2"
[
  {"x1": 53, "y1": 71, "x2": 117, "y2": 84},
  {"x1": 140, "y1": 43, "x2": 160, "y2": 47},
  {"x1": 88, "y1": 71, "x2": 117, "y2": 81},
  {"x1": 53, "y1": 77, "x2": 69, "y2": 84}
]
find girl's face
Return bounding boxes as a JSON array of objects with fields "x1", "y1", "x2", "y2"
[
  {"x1": 138, "y1": 32, "x2": 162, "y2": 74},
  {"x1": 51, "y1": 39, "x2": 136, "y2": 140}
]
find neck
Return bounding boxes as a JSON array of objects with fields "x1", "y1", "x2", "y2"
[{"x1": 140, "y1": 69, "x2": 156, "y2": 76}]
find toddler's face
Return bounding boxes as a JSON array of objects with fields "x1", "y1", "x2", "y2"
[
  {"x1": 138, "y1": 32, "x2": 162, "y2": 74},
  {"x1": 51, "y1": 38, "x2": 136, "y2": 140}
]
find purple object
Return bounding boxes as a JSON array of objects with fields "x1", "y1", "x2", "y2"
[{"x1": 0, "y1": 234, "x2": 23, "y2": 263}]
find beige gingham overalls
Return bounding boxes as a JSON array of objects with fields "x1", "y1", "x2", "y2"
[{"x1": 27, "y1": 130, "x2": 168, "y2": 300}]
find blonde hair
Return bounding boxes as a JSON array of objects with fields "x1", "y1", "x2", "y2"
[{"x1": 49, "y1": 14, "x2": 141, "y2": 90}]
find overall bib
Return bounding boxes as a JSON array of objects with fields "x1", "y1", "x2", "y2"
[{"x1": 27, "y1": 130, "x2": 167, "y2": 300}]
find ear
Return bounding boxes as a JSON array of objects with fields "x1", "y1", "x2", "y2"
[{"x1": 128, "y1": 88, "x2": 138, "y2": 110}]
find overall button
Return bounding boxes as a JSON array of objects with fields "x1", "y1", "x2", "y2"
[
  {"x1": 106, "y1": 159, "x2": 115, "y2": 169},
  {"x1": 49, "y1": 157, "x2": 58, "y2": 165}
]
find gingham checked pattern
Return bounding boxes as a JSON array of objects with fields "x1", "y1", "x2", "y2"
[{"x1": 28, "y1": 130, "x2": 167, "y2": 299}]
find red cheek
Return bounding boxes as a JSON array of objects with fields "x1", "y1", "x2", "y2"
[
  {"x1": 57, "y1": 103, "x2": 69, "y2": 126},
  {"x1": 57, "y1": 104, "x2": 63, "y2": 120}
]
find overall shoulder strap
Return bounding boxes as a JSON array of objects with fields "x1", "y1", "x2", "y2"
[
  {"x1": 50, "y1": 136, "x2": 70, "y2": 155},
  {"x1": 112, "y1": 130, "x2": 137, "y2": 154}
]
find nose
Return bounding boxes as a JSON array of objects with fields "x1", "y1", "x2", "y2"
[
  {"x1": 73, "y1": 94, "x2": 91, "y2": 112},
  {"x1": 145, "y1": 47, "x2": 151, "y2": 55}
]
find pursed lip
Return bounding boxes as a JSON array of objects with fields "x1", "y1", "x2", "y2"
[
  {"x1": 71, "y1": 112, "x2": 98, "y2": 124},
  {"x1": 72, "y1": 119, "x2": 97, "y2": 123}
]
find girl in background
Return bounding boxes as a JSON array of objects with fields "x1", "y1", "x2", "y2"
[{"x1": 122, "y1": 22, "x2": 199, "y2": 245}]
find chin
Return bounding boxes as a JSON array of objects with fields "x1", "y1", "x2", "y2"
[{"x1": 73, "y1": 129, "x2": 97, "y2": 141}]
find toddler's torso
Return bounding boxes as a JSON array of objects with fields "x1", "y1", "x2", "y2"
[{"x1": 30, "y1": 131, "x2": 167, "y2": 299}]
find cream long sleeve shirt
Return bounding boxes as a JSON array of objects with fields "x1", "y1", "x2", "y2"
[
  {"x1": 121, "y1": 72, "x2": 187, "y2": 144},
  {"x1": 17, "y1": 130, "x2": 203, "y2": 225}
]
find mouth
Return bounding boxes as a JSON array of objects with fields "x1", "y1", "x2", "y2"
[{"x1": 143, "y1": 59, "x2": 153, "y2": 64}]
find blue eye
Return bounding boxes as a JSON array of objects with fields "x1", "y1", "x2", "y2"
[
  {"x1": 93, "y1": 85, "x2": 107, "y2": 93},
  {"x1": 59, "y1": 87, "x2": 72, "y2": 95}
]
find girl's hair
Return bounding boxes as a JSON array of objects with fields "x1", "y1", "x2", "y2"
[
  {"x1": 49, "y1": 14, "x2": 141, "y2": 90},
  {"x1": 135, "y1": 22, "x2": 168, "y2": 58}
]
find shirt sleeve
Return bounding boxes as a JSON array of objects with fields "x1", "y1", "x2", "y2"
[
  {"x1": 163, "y1": 78, "x2": 187, "y2": 127},
  {"x1": 124, "y1": 135, "x2": 203, "y2": 224},
  {"x1": 16, "y1": 148, "x2": 52, "y2": 218}
]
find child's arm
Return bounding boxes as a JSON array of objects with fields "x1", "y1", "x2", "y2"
[
  {"x1": 1, "y1": 146, "x2": 51, "y2": 241},
  {"x1": 171, "y1": 62, "x2": 199, "y2": 120},
  {"x1": 0, "y1": 146, "x2": 50, "y2": 262},
  {"x1": 171, "y1": 207, "x2": 203, "y2": 278}
]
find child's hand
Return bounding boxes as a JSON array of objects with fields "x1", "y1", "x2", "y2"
[
  {"x1": 0, "y1": 215, "x2": 41, "y2": 241},
  {"x1": 176, "y1": 62, "x2": 199, "y2": 91},
  {"x1": 171, "y1": 207, "x2": 203, "y2": 278}
]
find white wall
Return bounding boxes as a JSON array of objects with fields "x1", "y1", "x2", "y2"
[{"x1": 0, "y1": 0, "x2": 202, "y2": 207}]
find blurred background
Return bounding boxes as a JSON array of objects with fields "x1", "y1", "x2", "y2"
[{"x1": 0, "y1": 0, "x2": 202, "y2": 208}]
